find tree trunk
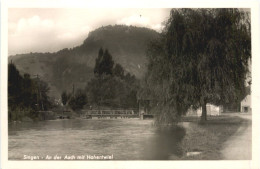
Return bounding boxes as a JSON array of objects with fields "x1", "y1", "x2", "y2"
[{"x1": 201, "y1": 102, "x2": 207, "y2": 122}]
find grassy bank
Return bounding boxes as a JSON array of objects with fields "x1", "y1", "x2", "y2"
[{"x1": 178, "y1": 116, "x2": 251, "y2": 160}]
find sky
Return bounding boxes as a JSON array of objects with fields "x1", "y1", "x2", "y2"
[{"x1": 8, "y1": 8, "x2": 172, "y2": 56}]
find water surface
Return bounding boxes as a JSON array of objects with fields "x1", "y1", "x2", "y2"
[{"x1": 9, "y1": 119, "x2": 185, "y2": 160}]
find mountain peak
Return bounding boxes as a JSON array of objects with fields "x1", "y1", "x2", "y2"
[{"x1": 10, "y1": 25, "x2": 159, "y2": 99}]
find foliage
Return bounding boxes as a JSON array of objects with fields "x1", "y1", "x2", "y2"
[
  {"x1": 94, "y1": 48, "x2": 114, "y2": 76},
  {"x1": 61, "y1": 89, "x2": 87, "y2": 111},
  {"x1": 8, "y1": 63, "x2": 24, "y2": 109},
  {"x1": 144, "y1": 9, "x2": 251, "y2": 123},
  {"x1": 86, "y1": 74, "x2": 138, "y2": 109},
  {"x1": 8, "y1": 63, "x2": 52, "y2": 121},
  {"x1": 21, "y1": 74, "x2": 36, "y2": 108},
  {"x1": 61, "y1": 91, "x2": 68, "y2": 106},
  {"x1": 86, "y1": 48, "x2": 139, "y2": 109},
  {"x1": 36, "y1": 79, "x2": 52, "y2": 110},
  {"x1": 68, "y1": 89, "x2": 87, "y2": 111},
  {"x1": 113, "y1": 63, "x2": 124, "y2": 79}
]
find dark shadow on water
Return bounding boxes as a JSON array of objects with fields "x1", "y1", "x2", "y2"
[{"x1": 142, "y1": 125, "x2": 186, "y2": 160}]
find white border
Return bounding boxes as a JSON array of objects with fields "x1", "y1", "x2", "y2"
[{"x1": 1, "y1": 0, "x2": 260, "y2": 169}]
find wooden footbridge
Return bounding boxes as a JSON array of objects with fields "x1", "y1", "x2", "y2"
[{"x1": 83, "y1": 109, "x2": 140, "y2": 119}]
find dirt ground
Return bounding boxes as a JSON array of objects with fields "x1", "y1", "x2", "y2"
[{"x1": 221, "y1": 113, "x2": 252, "y2": 160}]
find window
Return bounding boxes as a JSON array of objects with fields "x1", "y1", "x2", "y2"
[{"x1": 243, "y1": 107, "x2": 249, "y2": 112}]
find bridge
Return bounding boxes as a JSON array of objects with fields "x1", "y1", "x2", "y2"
[{"x1": 82, "y1": 109, "x2": 139, "y2": 119}]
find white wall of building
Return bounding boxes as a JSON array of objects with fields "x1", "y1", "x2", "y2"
[
  {"x1": 186, "y1": 104, "x2": 223, "y2": 116},
  {"x1": 241, "y1": 94, "x2": 251, "y2": 113}
]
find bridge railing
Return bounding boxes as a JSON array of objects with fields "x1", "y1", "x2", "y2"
[{"x1": 83, "y1": 109, "x2": 138, "y2": 115}]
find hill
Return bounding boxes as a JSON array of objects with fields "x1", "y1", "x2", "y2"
[{"x1": 9, "y1": 25, "x2": 160, "y2": 99}]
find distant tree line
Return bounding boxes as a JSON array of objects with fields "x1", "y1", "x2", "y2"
[
  {"x1": 61, "y1": 48, "x2": 139, "y2": 110},
  {"x1": 8, "y1": 63, "x2": 52, "y2": 121}
]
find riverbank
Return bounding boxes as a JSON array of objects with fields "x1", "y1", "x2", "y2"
[{"x1": 177, "y1": 114, "x2": 251, "y2": 160}]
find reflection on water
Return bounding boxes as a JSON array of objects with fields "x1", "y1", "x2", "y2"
[{"x1": 8, "y1": 119, "x2": 186, "y2": 160}]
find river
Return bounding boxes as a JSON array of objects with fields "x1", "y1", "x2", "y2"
[{"x1": 8, "y1": 118, "x2": 186, "y2": 160}]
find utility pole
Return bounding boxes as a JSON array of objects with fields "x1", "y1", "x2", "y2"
[
  {"x1": 34, "y1": 74, "x2": 40, "y2": 110},
  {"x1": 34, "y1": 74, "x2": 44, "y2": 111},
  {"x1": 72, "y1": 84, "x2": 75, "y2": 97}
]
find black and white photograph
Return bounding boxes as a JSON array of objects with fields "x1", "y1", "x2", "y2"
[{"x1": 1, "y1": 1, "x2": 260, "y2": 169}]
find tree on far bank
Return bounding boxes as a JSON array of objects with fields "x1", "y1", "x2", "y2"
[
  {"x1": 113, "y1": 63, "x2": 124, "y2": 79},
  {"x1": 94, "y1": 48, "x2": 114, "y2": 76},
  {"x1": 144, "y1": 9, "x2": 251, "y2": 123},
  {"x1": 8, "y1": 62, "x2": 52, "y2": 121},
  {"x1": 61, "y1": 91, "x2": 68, "y2": 106},
  {"x1": 8, "y1": 63, "x2": 23, "y2": 108},
  {"x1": 21, "y1": 73, "x2": 37, "y2": 108},
  {"x1": 94, "y1": 48, "x2": 104, "y2": 75},
  {"x1": 86, "y1": 48, "x2": 139, "y2": 109},
  {"x1": 61, "y1": 89, "x2": 87, "y2": 111},
  {"x1": 68, "y1": 89, "x2": 87, "y2": 110},
  {"x1": 36, "y1": 79, "x2": 52, "y2": 111}
]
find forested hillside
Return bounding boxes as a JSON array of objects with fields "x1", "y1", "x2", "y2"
[{"x1": 9, "y1": 25, "x2": 159, "y2": 99}]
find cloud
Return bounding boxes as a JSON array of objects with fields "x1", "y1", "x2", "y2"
[
  {"x1": 117, "y1": 14, "x2": 150, "y2": 27},
  {"x1": 117, "y1": 14, "x2": 165, "y2": 32},
  {"x1": 8, "y1": 8, "x2": 171, "y2": 55},
  {"x1": 151, "y1": 23, "x2": 164, "y2": 32},
  {"x1": 8, "y1": 15, "x2": 91, "y2": 55},
  {"x1": 14, "y1": 15, "x2": 54, "y2": 35}
]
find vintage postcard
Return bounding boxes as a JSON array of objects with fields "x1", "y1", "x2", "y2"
[{"x1": 1, "y1": 0, "x2": 260, "y2": 169}]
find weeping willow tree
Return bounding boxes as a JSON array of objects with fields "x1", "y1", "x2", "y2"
[{"x1": 144, "y1": 9, "x2": 251, "y2": 123}]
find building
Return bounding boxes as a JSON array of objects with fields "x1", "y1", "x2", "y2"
[
  {"x1": 186, "y1": 104, "x2": 223, "y2": 116},
  {"x1": 240, "y1": 94, "x2": 251, "y2": 113}
]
